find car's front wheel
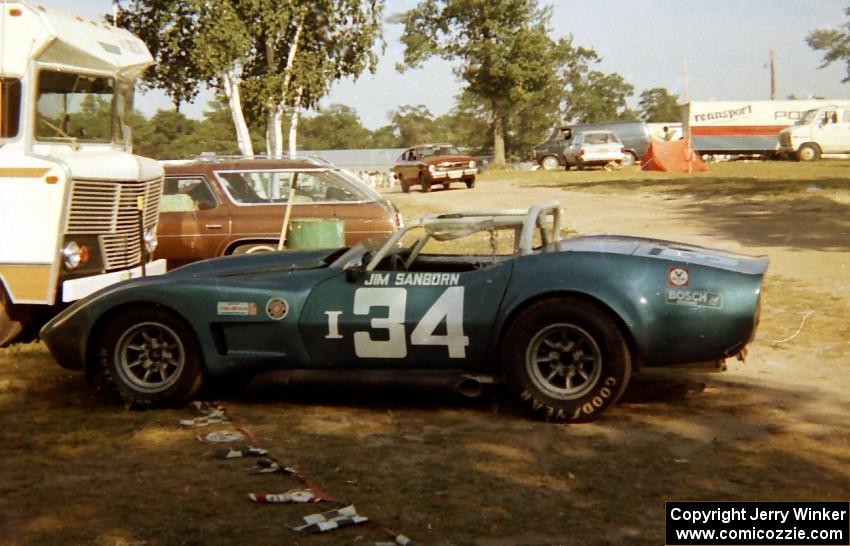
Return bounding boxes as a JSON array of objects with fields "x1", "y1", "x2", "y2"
[
  {"x1": 540, "y1": 156, "x2": 560, "y2": 171},
  {"x1": 797, "y1": 143, "x2": 821, "y2": 162},
  {"x1": 465, "y1": 177, "x2": 476, "y2": 189},
  {"x1": 503, "y1": 297, "x2": 631, "y2": 422},
  {"x1": 97, "y1": 307, "x2": 203, "y2": 408}
]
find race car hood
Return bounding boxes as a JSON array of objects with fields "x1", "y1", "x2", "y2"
[
  {"x1": 557, "y1": 235, "x2": 769, "y2": 275},
  {"x1": 166, "y1": 248, "x2": 344, "y2": 279}
]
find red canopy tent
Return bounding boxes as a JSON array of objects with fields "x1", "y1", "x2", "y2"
[{"x1": 640, "y1": 139, "x2": 708, "y2": 172}]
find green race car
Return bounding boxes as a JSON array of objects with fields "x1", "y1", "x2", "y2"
[{"x1": 41, "y1": 202, "x2": 768, "y2": 422}]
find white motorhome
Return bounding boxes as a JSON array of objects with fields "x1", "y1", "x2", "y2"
[
  {"x1": 683, "y1": 100, "x2": 848, "y2": 156},
  {"x1": 0, "y1": 1, "x2": 165, "y2": 346},
  {"x1": 777, "y1": 103, "x2": 850, "y2": 160}
]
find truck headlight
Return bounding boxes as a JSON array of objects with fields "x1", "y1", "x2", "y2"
[
  {"x1": 469, "y1": 160, "x2": 476, "y2": 168},
  {"x1": 62, "y1": 241, "x2": 90, "y2": 270},
  {"x1": 428, "y1": 164, "x2": 436, "y2": 173},
  {"x1": 144, "y1": 229, "x2": 158, "y2": 254}
]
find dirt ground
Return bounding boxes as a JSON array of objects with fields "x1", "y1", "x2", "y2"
[{"x1": 1, "y1": 161, "x2": 848, "y2": 545}]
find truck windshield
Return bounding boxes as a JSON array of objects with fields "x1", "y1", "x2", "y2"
[
  {"x1": 799, "y1": 109, "x2": 819, "y2": 125},
  {"x1": 35, "y1": 70, "x2": 131, "y2": 144}
]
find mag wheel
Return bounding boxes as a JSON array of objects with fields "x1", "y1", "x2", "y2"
[
  {"x1": 97, "y1": 307, "x2": 203, "y2": 408},
  {"x1": 504, "y1": 298, "x2": 631, "y2": 422}
]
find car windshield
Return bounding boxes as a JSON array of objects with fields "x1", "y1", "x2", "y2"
[
  {"x1": 418, "y1": 145, "x2": 461, "y2": 157},
  {"x1": 798, "y1": 109, "x2": 819, "y2": 125},
  {"x1": 216, "y1": 169, "x2": 374, "y2": 205}
]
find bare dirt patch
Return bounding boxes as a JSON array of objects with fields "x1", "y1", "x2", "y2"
[{"x1": 1, "y1": 161, "x2": 848, "y2": 545}]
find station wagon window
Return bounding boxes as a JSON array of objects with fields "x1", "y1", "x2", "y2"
[
  {"x1": 0, "y1": 78, "x2": 21, "y2": 138},
  {"x1": 160, "y1": 177, "x2": 217, "y2": 212},
  {"x1": 216, "y1": 170, "x2": 370, "y2": 205}
]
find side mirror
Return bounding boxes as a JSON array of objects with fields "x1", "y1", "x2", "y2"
[{"x1": 197, "y1": 201, "x2": 216, "y2": 211}]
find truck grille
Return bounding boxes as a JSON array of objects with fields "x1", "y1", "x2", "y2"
[{"x1": 67, "y1": 177, "x2": 163, "y2": 271}]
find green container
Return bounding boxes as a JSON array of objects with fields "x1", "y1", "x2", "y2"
[{"x1": 286, "y1": 218, "x2": 345, "y2": 249}]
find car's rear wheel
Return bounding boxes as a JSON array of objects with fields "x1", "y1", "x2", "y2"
[
  {"x1": 621, "y1": 151, "x2": 637, "y2": 166},
  {"x1": 540, "y1": 156, "x2": 560, "y2": 171},
  {"x1": 465, "y1": 177, "x2": 476, "y2": 189},
  {"x1": 0, "y1": 286, "x2": 28, "y2": 348},
  {"x1": 503, "y1": 297, "x2": 631, "y2": 422},
  {"x1": 232, "y1": 243, "x2": 277, "y2": 255},
  {"x1": 97, "y1": 307, "x2": 203, "y2": 408}
]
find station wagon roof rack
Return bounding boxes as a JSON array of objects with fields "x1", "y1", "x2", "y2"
[{"x1": 186, "y1": 152, "x2": 336, "y2": 167}]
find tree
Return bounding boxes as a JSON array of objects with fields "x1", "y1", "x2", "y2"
[
  {"x1": 113, "y1": 0, "x2": 255, "y2": 155},
  {"x1": 398, "y1": 0, "x2": 564, "y2": 166},
  {"x1": 807, "y1": 7, "x2": 850, "y2": 82},
  {"x1": 389, "y1": 105, "x2": 440, "y2": 145},
  {"x1": 637, "y1": 87, "x2": 681, "y2": 122},
  {"x1": 114, "y1": 0, "x2": 384, "y2": 158},
  {"x1": 297, "y1": 104, "x2": 373, "y2": 149}
]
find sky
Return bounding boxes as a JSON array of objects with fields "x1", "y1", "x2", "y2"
[{"x1": 37, "y1": 0, "x2": 850, "y2": 129}]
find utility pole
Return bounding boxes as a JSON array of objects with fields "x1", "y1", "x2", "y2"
[{"x1": 770, "y1": 48, "x2": 776, "y2": 100}]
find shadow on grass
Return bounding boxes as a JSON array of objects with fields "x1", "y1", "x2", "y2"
[{"x1": 2, "y1": 345, "x2": 850, "y2": 545}]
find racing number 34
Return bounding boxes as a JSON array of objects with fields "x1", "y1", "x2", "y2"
[{"x1": 325, "y1": 287, "x2": 469, "y2": 359}]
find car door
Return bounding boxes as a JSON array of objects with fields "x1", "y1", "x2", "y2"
[
  {"x1": 816, "y1": 109, "x2": 850, "y2": 153},
  {"x1": 820, "y1": 110, "x2": 850, "y2": 154},
  {"x1": 299, "y1": 260, "x2": 513, "y2": 370},
  {"x1": 155, "y1": 176, "x2": 231, "y2": 268},
  {"x1": 396, "y1": 149, "x2": 415, "y2": 183}
]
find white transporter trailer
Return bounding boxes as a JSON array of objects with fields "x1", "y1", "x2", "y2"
[
  {"x1": 0, "y1": 1, "x2": 165, "y2": 346},
  {"x1": 683, "y1": 100, "x2": 847, "y2": 157}
]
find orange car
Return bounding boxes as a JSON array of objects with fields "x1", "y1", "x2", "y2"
[
  {"x1": 155, "y1": 156, "x2": 403, "y2": 268},
  {"x1": 392, "y1": 144, "x2": 478, "y2": 193}
]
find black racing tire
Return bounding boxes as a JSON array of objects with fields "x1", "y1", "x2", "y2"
[
  {"x1": 96, "y1": 306, "x2": 203, "y2": 408},
  {"x1": 503, "y1": 297, "x2": 632, "y2": 422},
  {"x1": 232, "y1": 243, "x2": 277, "y2": 255},
  {"x1": 465, "y1": 177, "x2": 476, "y2": 189},
  {"x1": 420, "y1": 175, "x2": 432, "y2": 193},
  {"x1": 0, "y1": 285, "x2": 28, "y2": 348},
  {"x1": 797, "y1": 143, "x2": 820, "y2": 162}
]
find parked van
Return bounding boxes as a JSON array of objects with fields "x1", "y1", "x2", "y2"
[
  {"x1": 777, "y1": 103, "x2": 850, "y2": 161},
  {"x1": 531, "y1": 120, "x2": 651, "y2": 170}
]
